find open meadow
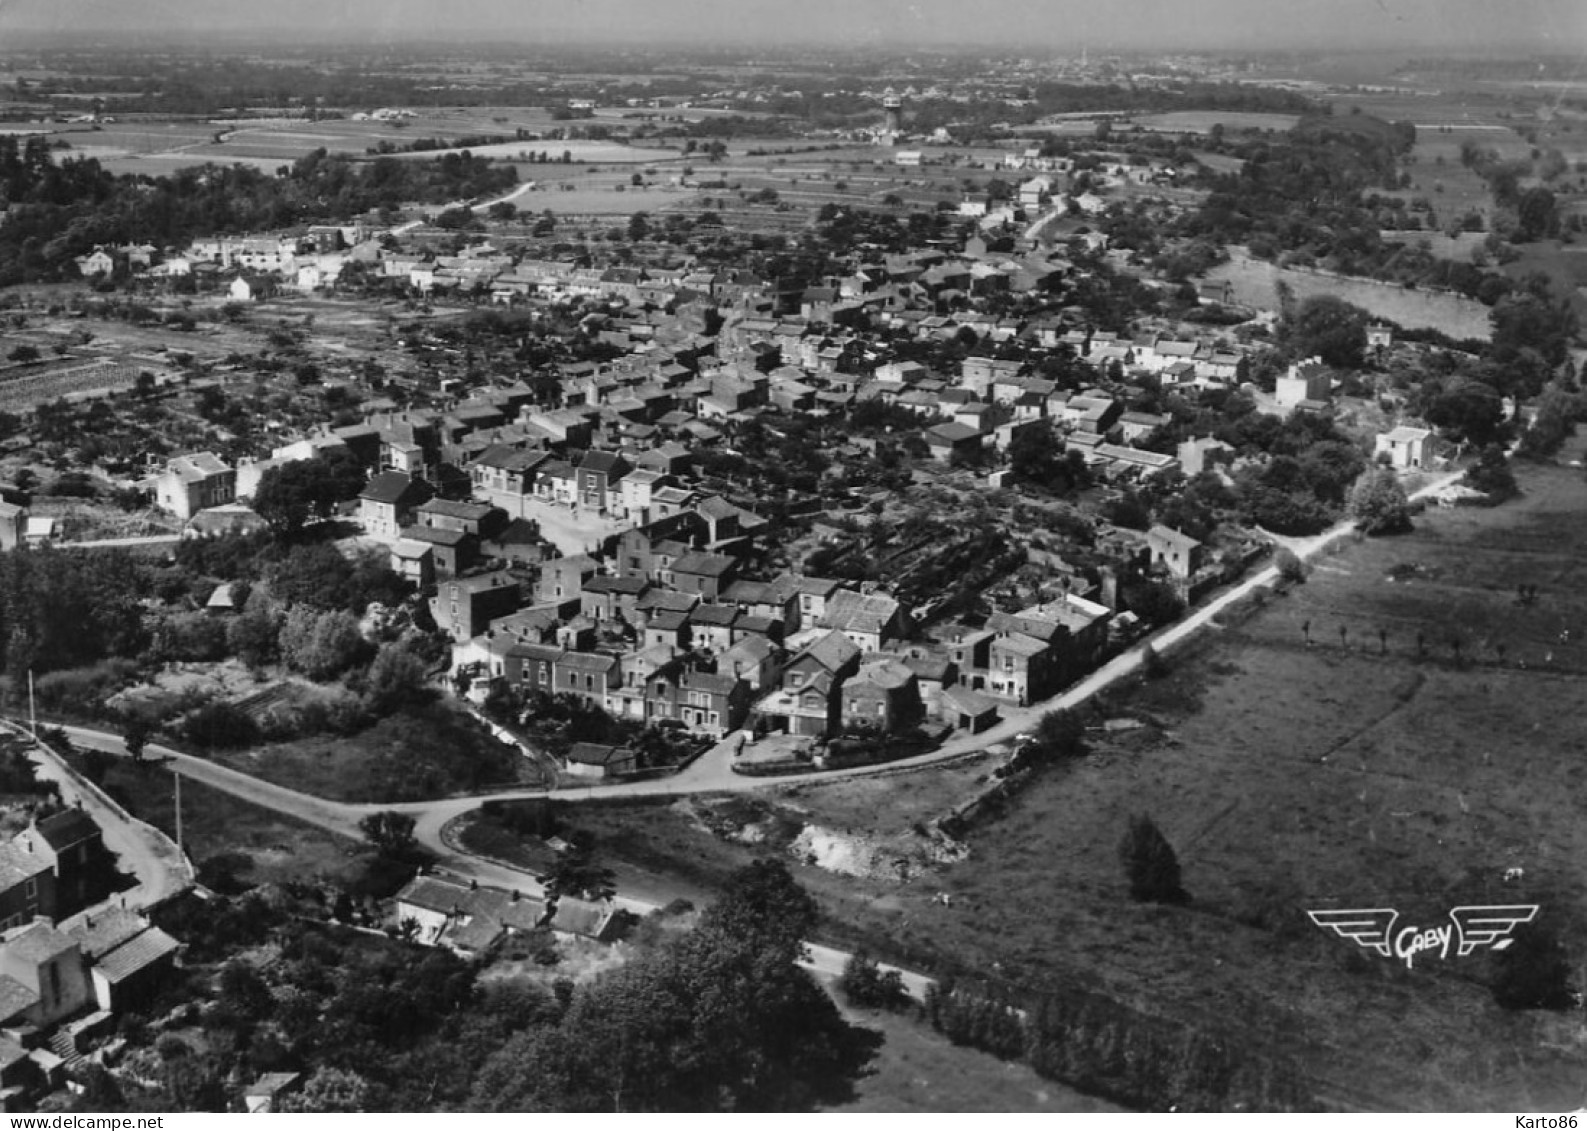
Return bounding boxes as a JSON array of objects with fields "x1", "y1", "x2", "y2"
[
  {"x1": 1133, "y1": 110, "x2": 1301, "y2": 134},
  {"x1": 1206, "y1": 250, "x2": 1495, "y2": 339}
]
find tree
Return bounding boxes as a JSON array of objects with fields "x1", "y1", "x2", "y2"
[
  {"x1": 252, "y1": 452, "x2": 368, "y2": 537},
  {"x1": 1465, "y1": 444, "x2": 1517, "y2": 500},
  {"x1": 1124, "y1": 578, "x2": 1185, "y2": 625},
  {"x1": 1348, "y1": 470, "x2": 1412, "y2": 535},
  {"x1": 6, "y1": 344, "x2": 39, "y2": 364},
  {"x1": 278, "y1": 607, "x2": 370, "y2": 680},
  {"x1": 1274, "y1": 547, "x2": 1307, "y2": 583},
  {"x1": 543, "y1": 833, "x2": 616, "y2": 904},
  {"x1": 1515, "y1": 186, "x2": 1557, "y2": 242},
  {"x1": 1492, "y1": 919, "x2": 1575, "y2": 1010},
  {"x1": 470, "y1": 860, "x2": 876, "y2": 1112},
  {"x1": 1024, "y1": 709, "x2": 1087, "y2": 765},
  {"x1": 840, "y1": 951, "x2": 909, "y2": 1010},
  {"x1": 1119, "y1": 813, "x2": 1186, "y2": 903},
  {"x1": 122, "y1": 715, "x2": 151, "y2": 762},
  {"x1": 700, "y1": 858, "x2": 819, "y2": 957},
  {"x1": 359, "y1": 810, "x2": 417, "y2": 858},
  {"x1": 280, "y1": 1068, "x2": 372, "y2": 1113},
  {"x1": 1282, "y1": 295, "x2": 1369, "y2": 369},
  {"x1": 362, "y1": 642, "x2": 433, "y2": 715}
]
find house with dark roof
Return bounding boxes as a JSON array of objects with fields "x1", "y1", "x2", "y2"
[
  {"x1": 67, "y1": 907, "x2": 179, "y2": 1014},
  {"x1": 395, "y1": 874, "x2": 547, "y2": 956},
  {"x1": 469, "y1": 445, "x2": 552, "y2": 518},
  {"x1": 546, "y1": 897, "x2": 619, "y2": 942},
  {"x1": 841, "y1": 658, "x2": 923, "y2": 734},
  {"x1": 359, "y1": 471, "x2": 434, "y2": 539},
  {"x1": 817, "y1": 589, "x2": 906, "y2": 654},
  {"x1": 398, "y1": 523, "x2": 477, "y2": 579},
  {"x1": 0, "y1": 842, "x2": 52, "y2": 931},
  {"x1": 538, "y1": 554, "x2": 600, "y2": 604},
  {"x1": 924, "y1": 421, "x2": 985, "y2": 460},
  {"x1": 579, "y1": 573, "x2": 650, "y2": 624},
  {"x1": 483, "y1": 517, "x2": 547, "y2": 567},
  {"x1": 30, "y1": 809, "x2": 108, "y2": 919},
  {"x1": 555, "y1": 651, "x2": 620, "y2": 708},
  {"x1": 668, "y1": 551, "x2": 738, "y2": 601},
  {"x1": 754, "y1": 630, "x2": 861, "y2": 737},
  {"x1": 646, "y1": 668, "x2": 752, "y2": 737},
  {"x1": 722, "y1": 635, "x2": 780, "y2": 691},
  {"x1": 575, "y1": 450, "x2": 630, "y2": 512},
  {"x1": 431, "y1": 572, "x2": 522, "y2": 643},
  {"x1": 417, "y1": 497, "x2": 507, "y2": 540},
  {"x1": 687, "y1": 604, "x2": 739, "y2": 653},
  {"x1": 147, "y1": 452, "x2": 236, "y2": 520},
  {"x1": 564, "y1": 743, "x2": 638, "y2": 780}
]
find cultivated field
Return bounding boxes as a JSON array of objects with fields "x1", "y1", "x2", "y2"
[
  {"x1": 1133, "y1": 111, "x2": 1301, "y2": 134},
  {"x1": 1206, "y1": 251, "x2": 1494, "y2": 339},
  {"x1": 48, "y1": 107, "x2": 577, "y2": 174}
]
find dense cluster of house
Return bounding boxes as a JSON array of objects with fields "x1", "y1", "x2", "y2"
[
  {"x1": 0, "y1": 809, "x2": 178, "y2": 1102},
  {"x1": 393, "y1": 872, "x2": 618, "y2": 957},
  {"x1": 121, "y1": 194, "x2": 1447, "y2": 784}
]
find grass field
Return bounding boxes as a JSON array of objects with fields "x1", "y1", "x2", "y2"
[
  {"x1": 818, "y1": 990, "x2": 1121, "y2": 1113},
  {"x1": 206, "y1": 700, "x2": 528, "y2": 804},
  {"x1": 1134, "y1": 111, "x2": 1300, "y2": 134},
  {"x1": 1206, "y1": 251, "x2": 1494, "y2": 339},
  {"x1": 71, "y1": 750, "x2": 365, "y2": 888},
  {"x1": 555, "y1": 436, "x2": 1587, "y2": 1110}
]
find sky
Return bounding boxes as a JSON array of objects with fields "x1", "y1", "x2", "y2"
[{"x1": 0, "y1": 0, "x2": 1582, "y2": 53}]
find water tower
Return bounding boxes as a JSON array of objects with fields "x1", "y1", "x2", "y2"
[{"x1": 882, "y1": 87, "x2": 903, "y2": 134}]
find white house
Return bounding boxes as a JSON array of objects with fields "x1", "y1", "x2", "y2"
[{"x1": 1375, "y1": 425, "x2": 1432, "y2": 470}]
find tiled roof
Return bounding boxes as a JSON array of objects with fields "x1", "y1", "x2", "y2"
[
  {"x1": 3, "y1": 922, "x2": 75, "y2": 965},
  {"x1": 95, "y1": 927, "x2": 179, "y2": 984},
  {"x1": 0, "y1": 977, "x2": 37, "y2": 1024},
  {"x1": 67, "y1": 907, "x2": 146, "y2": 960}
]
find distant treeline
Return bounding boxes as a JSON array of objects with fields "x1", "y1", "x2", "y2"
[{"x1": 0, "y1": 139, "x2": 516, "y2": 285}]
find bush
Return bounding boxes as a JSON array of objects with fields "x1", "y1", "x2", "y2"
[
  {"x1": 178, "y1": 700, "x2": 260, "y2": 751},
  {"x1": 1347, "y1": 470, "x2": 1412, "y2": 535},
  {"x1": 841, "y1": 951, "x2": 911, "y2": 1011},
  {"x1": 1464, "y1": 444, "x2": 1518, "y2": 501},
  {"x1": 1492, "y1": 919, "x2": 1575, "y2": 1010},
  {"x1": 1274, "y1": 547, "x2": 1307, "y2": 584}
]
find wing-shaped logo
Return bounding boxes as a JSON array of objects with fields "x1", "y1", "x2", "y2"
[
  {"x1": 1307, "y1": 908, "x2": 1398, "y2": 957},
  {"x1": 1450, "y1": 905, "x2": 1538, "y2": 957}
]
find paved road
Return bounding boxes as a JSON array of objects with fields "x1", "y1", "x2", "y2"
[
  {"x1": 390, "y1": 180, "x2": 539, "y2": 236},
  {"x1": 1, "y1": 721, "x2": 193, "y2": 912}
]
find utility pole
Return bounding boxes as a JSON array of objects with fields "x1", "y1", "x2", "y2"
[
  {"x1": 27, "y1": 670, "x2": 35, "y2": 740},
  {"x1": 173, "y1": 771, "x2": 183, "y2": 855}
]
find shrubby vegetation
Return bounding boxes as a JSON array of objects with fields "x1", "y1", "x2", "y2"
[{"x1": 0, "y1": 138, "x2": 516, "y2": 285}]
